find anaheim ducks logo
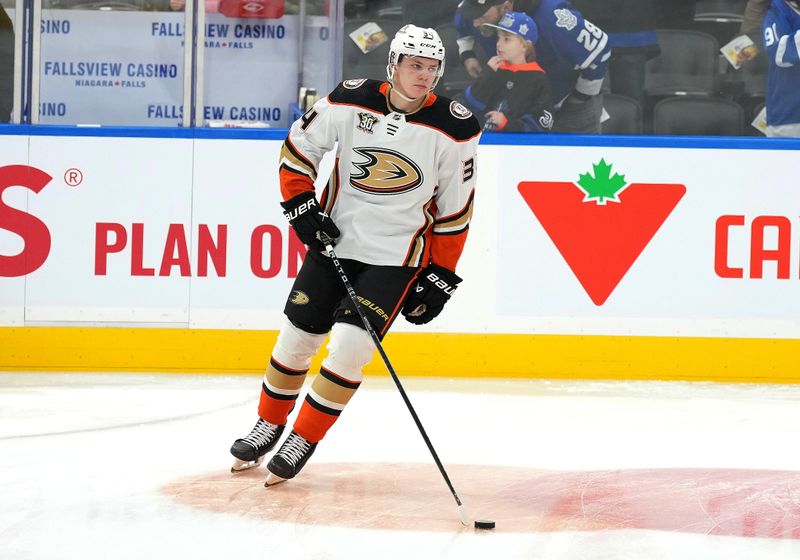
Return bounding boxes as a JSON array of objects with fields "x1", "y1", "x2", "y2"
[
  {"x1": 350, "y1": 147, "x2": 423, "y2": 195},
  {"x1": 450, "y1": 100, "x2": 472, "y2": 119},
  {"x1": 289, "y1": 290, "x2": 309, "y2": 305},
  {"x1": 343, "y1": 78, "x2": 367, "y2": 89}
]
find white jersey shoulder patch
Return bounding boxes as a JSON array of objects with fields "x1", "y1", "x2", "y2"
[
  {"x1": 449, "y1": 100, "x2": 473, "y2": 119},
  {"x1": 343, "y1": 78, "x2": 368, "y2": 89}
]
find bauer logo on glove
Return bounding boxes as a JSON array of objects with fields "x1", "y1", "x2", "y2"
[
  {"x1": 425, "y1": 271, "x2": 458, "y2": 295},
  {"x1": 282, "y1": 197, "x2": 318, "y2": 221},
  {"x1": 402, "y1": 264, "x2": 462, "y2": 325},
  {"x1": 280, "y1": 191, "x2": 341, "y2": 251}
]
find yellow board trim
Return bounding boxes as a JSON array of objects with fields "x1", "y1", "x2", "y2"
[{"x1": 0, "y1": 327, "x2": 798, "y2": 383}]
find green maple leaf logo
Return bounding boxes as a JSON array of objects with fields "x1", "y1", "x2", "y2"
[{"x1": 577, "y1": 159, "x2": 628, "y2": 205}]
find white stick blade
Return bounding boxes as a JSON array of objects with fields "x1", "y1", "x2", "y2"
[{"x1": 458, "y1": 504, "x2": 470, "y2": 526}]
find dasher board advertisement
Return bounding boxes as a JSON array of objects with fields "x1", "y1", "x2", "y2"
[
  {"x1": 0, "y1": 133, "x2": 299, "y2": 326},
  {"x1": 0, "y1": 136, "x2": 30, "y2": 325},
  {"x1": 36, "y1": 10, "x2": 332, "y2": 127},
  {"x1": 2, "y1": 129, "x2": 800, "y2": 339},
  {"x1": 497, "y1": 145, "x2": 800, "y2": 338}
]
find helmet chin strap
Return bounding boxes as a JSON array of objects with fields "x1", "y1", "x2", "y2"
[
  {"x1": 390, "y1": 85, "x2": 422, "y2": 103},
  {"x1": 386, "y1": 62, "x2": 439, "y2": 110}
]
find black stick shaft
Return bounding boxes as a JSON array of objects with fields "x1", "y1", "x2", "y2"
[{"x1": 323, "y1": 242, "x2": 464, "y2": 509}]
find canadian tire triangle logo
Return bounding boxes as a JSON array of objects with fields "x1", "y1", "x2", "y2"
[{"x1": 518, "y1": 160, "x2": 686, "y2": 306}]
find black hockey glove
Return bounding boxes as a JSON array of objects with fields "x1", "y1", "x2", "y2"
[
  {"x1": 280, "y1": 191, "x2": 340, "y2": 250},
  {"x1": 402, "y1": 264, "x2": 462, "y2": 325}
]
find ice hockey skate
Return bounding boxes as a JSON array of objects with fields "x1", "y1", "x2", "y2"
[
  {"x1": 230, "y1": 418, "x2": 285, "y2": 472},
  {"x1": 264, "y1": 431, "x2": 318, "y2": 486}
]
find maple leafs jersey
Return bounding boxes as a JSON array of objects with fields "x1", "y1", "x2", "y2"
[
  {"x1": 455, "y1": 0, "x2": 610, "y2": 104},
  {"x1": 279, "y1": 79, "x2": 481, "y2": 271},
  {"x1": 763, "y1": 0, "x2": 800, "y2": 134}
]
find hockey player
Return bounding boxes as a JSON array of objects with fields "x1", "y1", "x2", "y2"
[
  {"x1": 763, "y1": 0, "x2": 800, "y2": 137},
  {"x1": 461, "y1": 11, "x2": 554, "y2": 132},
  {"x1": 229, "y1": 24, "x2": 481, "y2": 486},
  {"x1": 455, "y1": 0, "x2": 610, "y2": 134}
]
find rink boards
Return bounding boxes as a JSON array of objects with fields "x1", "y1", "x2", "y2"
[{"x1": 1, "y1": 126, "x2": 799, "y2": 381}]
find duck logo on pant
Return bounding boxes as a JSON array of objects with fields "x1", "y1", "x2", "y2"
[{"x1": 289, "y1": 290, "x2": 310, "y2": 305}]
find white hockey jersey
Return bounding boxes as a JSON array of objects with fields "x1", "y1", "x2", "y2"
[{"x1": 279, "y1": 79, "x2": 481, "y2": 271}]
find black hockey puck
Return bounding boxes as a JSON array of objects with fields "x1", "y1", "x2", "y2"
[{"x1": 474, "y1": 519, "x2": 496, "y2": 530}]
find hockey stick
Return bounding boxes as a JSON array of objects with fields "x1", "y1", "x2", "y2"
[{"x1": 320, "y1": 234, "x2": 470, "y2": 527}]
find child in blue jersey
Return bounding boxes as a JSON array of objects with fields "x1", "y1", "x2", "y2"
[
  {"x1": 455, "y1": 0, "x2": 610, "y2": 134},
  {"x1": 763, "y1": 0, "x2": 800, "y2": 136},
  {"x1": 460, "y1": 11, "x2": 554, "y2": 132}
]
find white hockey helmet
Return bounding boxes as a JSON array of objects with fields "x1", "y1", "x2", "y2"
[{"x1": 386, "y1": 24, "x2": 446, "y2": 90}]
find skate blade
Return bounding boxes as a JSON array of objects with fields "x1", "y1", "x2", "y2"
[
  {"x1": 230, "y1": 455, "x2": 265, "y2": 473},
  {"x1": 264, "y1": 472, "x2": 287, "y2": 487}
]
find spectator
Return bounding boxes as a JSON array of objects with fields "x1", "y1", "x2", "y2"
[
  {"x1": 722, "y1": 0, "x2": 770, "y2": 69},
  {"x1": 762, "y1": 0, "x2": 800, "y2": 136},
  {"x1": 460, "y1": 11, "x2": 554, "y2": 132},
  {"x1": 454, "y1": 0, "x2": 610, "y2": 134},
  {"x1": 402, "y1": 0, "x2": 461, "y2": 28},
  {"x1": 571, "y1": 0, "x2": 659, "y2": 107},
  {"x1": 0, "y1": 4, "x2": 12, "y2": 123},
  {"x1": 742, "y1": 0, "x2": 772, "y2": 43}
]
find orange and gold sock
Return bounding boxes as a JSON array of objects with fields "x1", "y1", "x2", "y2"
[
  {"x1": 292, "y1": 366, "x2": 361, "y2": 443},
  {"x1": 257, "y1": 356, "x2": 308, "y2": 426}
]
